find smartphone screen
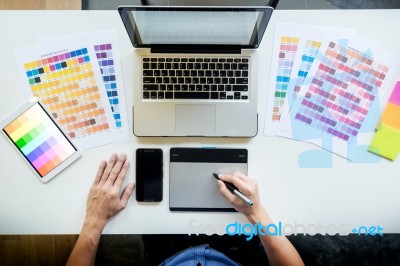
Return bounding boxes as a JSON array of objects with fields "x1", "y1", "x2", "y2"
[{"x1": 136, "y1": 148, "x2": 163, "y2": 202}]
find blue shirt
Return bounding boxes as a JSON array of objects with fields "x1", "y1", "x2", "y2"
[{"x1": 159, "y1": 244, "x2": 241, "y2": 266}]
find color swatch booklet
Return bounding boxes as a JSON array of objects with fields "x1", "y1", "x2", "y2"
[
  {"x1": 14, "y1": 30, "x2": 129, "y2": 150},
  {"x1": 264, "y1": 23, "x2": 400, "y2": 160}
]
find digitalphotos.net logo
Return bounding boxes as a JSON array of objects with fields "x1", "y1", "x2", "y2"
[{"x1": 187, "y1": 220, "x2": 384, "y2": 241}]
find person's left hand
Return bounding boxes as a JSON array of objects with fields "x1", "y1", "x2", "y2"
[{"x1": 84, "y1": 153, "x2": 135, "y2": 231}]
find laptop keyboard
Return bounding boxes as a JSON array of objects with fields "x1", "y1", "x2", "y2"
[{"x1": 142, "y1": 57, "x2": 249, "y2": 100}]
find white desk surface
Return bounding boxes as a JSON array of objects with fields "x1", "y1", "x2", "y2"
[{"x1": 1, "y1": 10, "x2": 400, "y2": 235}]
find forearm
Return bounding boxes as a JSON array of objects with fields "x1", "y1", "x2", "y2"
[
  {"x1": 247, "y1": 209, "x2": 304, "y2": 266},
  {"x1": 66, "y1": 219, "x2": 106, "y2": 266}
]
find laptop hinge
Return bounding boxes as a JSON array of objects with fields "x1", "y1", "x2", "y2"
[{"x1": 151, "y1": 44, "x2": 241, "y2": 54}]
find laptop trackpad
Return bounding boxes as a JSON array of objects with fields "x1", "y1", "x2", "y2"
[{"x1": 175, "y1": 104, "x2": 216, "y2": 135}]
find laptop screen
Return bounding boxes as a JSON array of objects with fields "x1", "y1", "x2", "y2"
[{"x1": 119, "y1": 6, "x2": 273, "y2": 48}]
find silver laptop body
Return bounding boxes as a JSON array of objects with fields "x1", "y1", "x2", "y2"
[{"x1": 119, "y1": 6, "x2": 273, "y2": 137}]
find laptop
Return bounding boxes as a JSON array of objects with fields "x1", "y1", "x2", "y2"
[{"x1": 118, "y1": 6, "x2": 273, "y2": 137}]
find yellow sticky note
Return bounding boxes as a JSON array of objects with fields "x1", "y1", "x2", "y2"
[{"x1": 369, "y1": 124, "x2": 400, "y2": 160}]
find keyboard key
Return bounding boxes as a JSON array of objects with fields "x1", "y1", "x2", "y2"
[
  {"x1": 209, "y1": 63, "x2": 216, "y2": 69},
  {"x1": 143, "y1": 63, "x2": 150, "y2": 69},
  {"x1": 227, "y1": 71, "x2": 234, "y2": 77},
  {"x1": 222, "y1": 78, "x2": 228, "y2": 84},
  {"x1": 219, "y1": 59, "x2": 226, "y2": 62},
  {"x1": 212, "y1": 71, "x2": 219, "y2": 77},
  {"x1": 233, "y1": 85, "x2": 248, "y2": 91},
  {"x1": 201, "y1": 63, "x2": 208, "y2": 69},
  {"x1": 183, "y1": 70, "x2": 190, "y2": 76},
  {"x1": 185, "y1": 77, "x2": 192, "y2": 84},
  {"x1": 194, "y1": 63, "x2": 201, "y2": 69},
  {"x1": 151, "y1": 58, "x2": 157, "y2": 62},
  {"x1": 143, "y1": 77, "x2": 155, "y2": 83},
  {"x1": 220, "y1": 71, "x2": 227, "y2": 77},
  {"x1": 196, "y1": 85, "x2": 202, "y2": 91},
  {"x1": 229, "y1": 78, "x2": 235, "y2": 84},
  {"x1": 207, "y1": 78, "x2": 214, "y2": 84},
  {"x1": 163, "y1": 77, "x2": 170, "y2": 83},
  {"x1": 214, "y1": 78, "x2": 221, "y2": 84},
  {"x1": 174, "y1": 92, "x2": 209, "y2": 99},
  {"x1": 211, "y1": 58, "x2": 218, "y2": 62},
  {"x1": 156, "y1": 77, "x2": 162, "y2": 83},
  {"x1": 150, "y1": 63, "x2": 157, "y2": 69},
  {"x1": 242, "y1": 71, "x2": 249, "y2": 77},
  {"x1": 234, "y1": 71, "x2": 241, "y2": 77},
  {"x1": 154, "y1": 70, "x2": 161, "y2": 76},
  {"x1": 216, "y1": 63, "x2": 223, "y2": 70},
  {"x1": 196, "y1": 58, "x2": 203, "y2": 62},
  {"x1": 160, "y1": 84, "x2": 166, "y2": 91},
  {"x1": 223, "y1": 63, "x2": 230, "y2": 70},
  {"x1": 167, "y1": 84, "x2": 174, "y2": 91},
  {"x1": 227, "y1": 95, "x2": 233, "y2": 99},
  {"x1": 241, "y1": 95, "x2": 248, "y2": 100},
  {"x1": 176, "y1": 70, "x2": 183, "y2": 76},
  {"x1": 231, "y1": 63, "x2": 238, "y2": 70},
  {"x1": 204, "y1": 58, "x2": 211, "y2": 62},
  {"x1": 178, "y1": 77, "x2": 185, "y2": 84},
  {"x1": 236, "y1": 78, "x2": 248, "y2": 84},
  {"x1": 143, "y1": 91, "x2": 149, "y2": 98},
  {"x1": 189, "y1": 58, "x2": 196, "y2": 62},
  {"x1": 144, "y1": 84, "x2": 158, "y2": 90},
  {"x1": 179, "y1": 63, "x2": 186, "y2": 69},
  {"x1": 170, "y1": 77, "x2": 177, "y2": 83},
  {"x1": 181, "y1": 84, "x2": 188, "y2": 91},
  {"x1": 166, "y1": 58, "x2": 173, "y2": 62},
  {"x1": 157, "y1": 63, "x2": 164, "y2": 69},
  {"x1": 158, "y1": 58, "x2": 165, "y2": 62},
  {"x1": 205, "y1": 70, "x2": 212, "y2": 77},
  {"x1": 218, "y1": 85, "x2": 224, "y2": 91},
  {"x1": 165, "y1": 63, "x2": 172, "y2": 69},
  {"x1": 181, "y1": 58, "x2": 188, "y2": 62},
  {"x1": 165, "y1": 92, "x2": 173, "y2": 98},
  {"x1": 211, "y1": 85, "x2": 217, "y2": 91},
  {"x1": 192, "y1": 77, "x2": 199, "y2": 83},
  {"x1": 187, "y1": 63, "x2": 194, "y2": 69},
  {"x1": 211, "y1": 92, "x2": 218, "y2": 99},
  {"x1": 174, "y1": 84, "x2": 181, "y2": 91},
  {"x1": 234, "y1": 58, "x2": 241, "y2": 62},
  {"x1": 227, "y1": 58, "x2": 233, "y2": 62},
  {"x1": 225, "y1": 85, "x2": 232, "y2": 91},
  {"x1": 189, "y1": 85, "x2": 196, "y2": 91},
  {"x1": 143, "y1": 58, "x2": 150, "y2": 62},
  {"x1": 150, "y1": 91, "x2": 157, "y2": 99},
  {"x1": 234, "y1": 92, "x2": 241, "y2": 99},
  {"x1": 238, "y1": 63, "x2": 249, "y2": 70},
  {"x1": 174, "y1": 58, "x2": 180, "y2": 62},
  {"x1": 198, "y1": 70, "x2": 205, "y2": 77},
  {"x1": 161, "y1": 70, "x2": 168, "y2": 76},
  {"x1": 203, "y1": 85, "x2": 210, "y2": 91},
  {"x1": 172, "y1": 63, "x2": 179, "y2": 69},
  {"x1": 158, "y1": 91, "x2": 164, "y2": 99},
  {"x1": 168, "y1": 70, "x2": 176, "y2": 76},
  {"x1": 143, "y1": 70, "x2": 153, "y2": 76},
  {"x1": 242, "y1": 58, "x2": 249, "y2": 62},
  {"x1": 220, "y1": 92, "x2": 226, "y2": 99}
]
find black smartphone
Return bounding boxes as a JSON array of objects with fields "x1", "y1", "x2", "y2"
[{"x1": 136, "y1": 148, "x2": 163, "y2": 202}]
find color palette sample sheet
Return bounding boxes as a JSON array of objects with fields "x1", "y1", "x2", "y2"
[
  {"x1": 279, "y1": 34, "x2": 400, "y2": 160},
  {"x1": 2, "y1": 103, "x2": 76, "y2": 177},
  {"x1": 39, "y1": 30, "x2": 129, "y2": 134},
  {"x1": 264, "y1": 23, "x2": 356, "y2": 137},
  {"x1": 14, "y1": 35, "x2": 127, "y2": 150}
]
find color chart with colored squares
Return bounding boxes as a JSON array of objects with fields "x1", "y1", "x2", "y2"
[
  {"x1": 3, "y1": 103, "x2": 76, "y2": 177},
  {"x1": 281, "y1": 36, "x2": 400, "y2": 160},
  {"x1": 14, "y1": 37, "x2": 122, "y2": 150},
  {"x1": 23, "y1": 48, "x2": 110, "y2": 139},
  {"x1": 95, "y1": 43, "x2": 122, "y2": 128},
  {"x1": 272, "y1": 36, "x2": 299, "y2": 122},
  {"x1": 369, "y1": 81, "x2": 400, "y2": 160},
  {"x1": 264, "y1": 23, "x2": 330, "y2": 136}
]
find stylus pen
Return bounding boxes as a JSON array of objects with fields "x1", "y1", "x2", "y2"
[{"x1": 213, "y1": 173, "x2": 253, "y2": 206}]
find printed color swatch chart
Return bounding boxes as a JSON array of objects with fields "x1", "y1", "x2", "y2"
[
  {"x1": 23, "y1": 48, "x2": 110, "y2": 139},
  {"x1": 95, "y1": 43, "x2": 122, "y2": 128},
  {"x1": 2, "y1": 103, "x2": 76, "y2": 177},
  {"x1": 14, "y1": 36, "x2": 124, "y2": 150},
  {"x1": 272, "y1": 36, "x2": 299, "y2": 122},
  {"x1": 281, "y1": 36, "x2": 399, "y2": 159}
]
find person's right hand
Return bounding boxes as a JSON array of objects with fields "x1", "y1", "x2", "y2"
[{"x1": 217, "y1": 172, "x2": 265, "y2": 221}]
